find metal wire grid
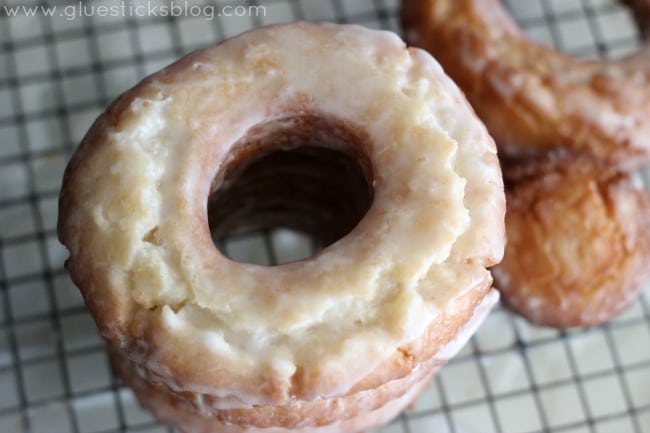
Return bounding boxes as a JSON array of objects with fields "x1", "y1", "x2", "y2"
[{"x1": 0, "y1": 1, "x2": 649, "y2": 432}]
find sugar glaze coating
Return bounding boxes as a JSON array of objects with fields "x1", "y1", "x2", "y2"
[{"x1": 59, "y1": 22, "x2": 505, "y2": 431}]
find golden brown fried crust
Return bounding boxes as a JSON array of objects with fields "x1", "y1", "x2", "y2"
[
  {"x1": 402, "y1": 0, "x2": 650, "y2": 170},
  {"x1": 109, "y1": 281, "x2": 498, "y2": 432},
  {"x1": 111, "y1": 277, "x2": 494, "y2": 427},
  {"x1": 111, "y1": 344, "x2": 436, "y2": 433},
  {"x1": 110, "y1": 345, "x2": 439, "y2": 431},
  {"x1": 492, "y1": 155, "x2": 650, "y2": 328}
]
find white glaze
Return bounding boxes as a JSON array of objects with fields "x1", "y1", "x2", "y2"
[{"x1": 60, "y1": 22, "x2": 505, "y2": 407}]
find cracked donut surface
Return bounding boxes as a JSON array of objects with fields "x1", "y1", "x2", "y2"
[
  {"x1": 58, "y1": 22, "x2": 505, "y2": 431},
  {"x1": 402, "y1": 0, "x2": 650, "y2": 169},
  {"x1": 493, "y1": 155, "x2": 650, "y2": 328}
]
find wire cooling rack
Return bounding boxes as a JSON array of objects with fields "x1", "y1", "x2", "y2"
[{"x1": 1, "y1": 1, "x2": 649, "y2": 432}]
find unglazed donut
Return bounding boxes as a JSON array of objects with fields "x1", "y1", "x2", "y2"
[
  {"x1": 402, "y1": 0, "x2": 650, "y2": 169},
  {"x1": 493, "y1": 154, "x2": 650, "y2": 328},
  {"x1": 58, "y1": 23, "x2": 505, "y2": 432}
]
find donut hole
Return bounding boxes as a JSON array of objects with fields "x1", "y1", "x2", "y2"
[{"x1": 207, "y1": 114, "x2": 374, "y2": 266}]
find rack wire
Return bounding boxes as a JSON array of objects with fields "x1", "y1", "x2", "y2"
[{"x1": 1, "y1": 1, "x2": 649, "y2": 432}]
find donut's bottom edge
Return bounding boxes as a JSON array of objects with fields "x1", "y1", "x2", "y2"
[
  {"x1": 108, "y1": 289, "x2": 500, "y2": 432},
  {"x1": 111, "y1": 346, "x2": 437, "y2": 433}
]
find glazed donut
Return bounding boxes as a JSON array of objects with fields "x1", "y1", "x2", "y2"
[
  {"x1": 492, "y1": 154, "x2": 650, "y2": 328},
  {"x1": 58, "y1": 23, "x2": 505, "y2": 432},
  {"x1": 107, "y1": 289, "x2": 497, "y2": 433},
  {"x1": 402, "y1": 0, "x2": 650, "y2": 169},
  {"x1": 109, "y1": 344, "x2": 436, "y2": 433}
]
